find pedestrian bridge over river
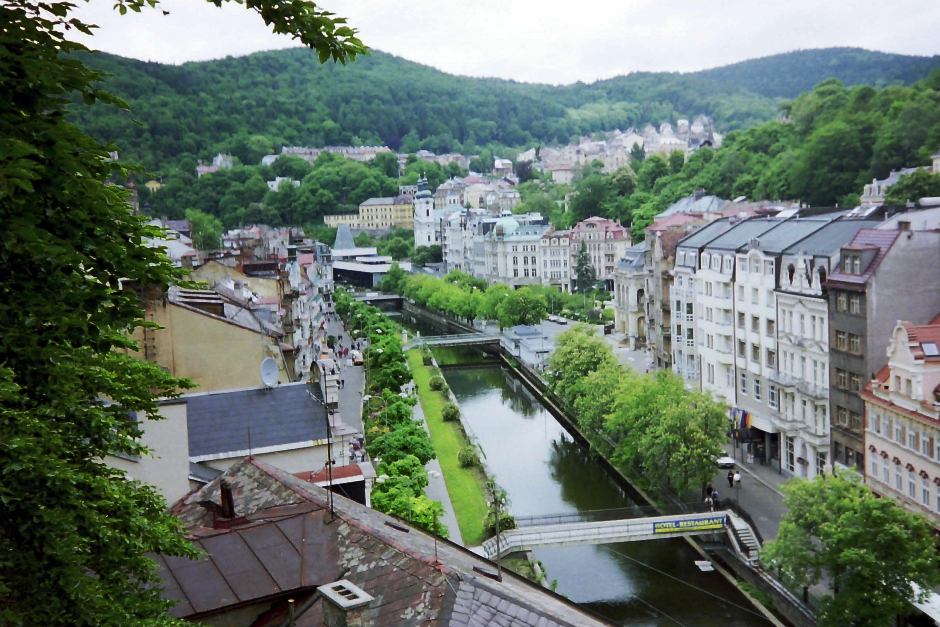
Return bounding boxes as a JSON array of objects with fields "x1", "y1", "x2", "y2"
[
  {"x1": 479, "y1": 509, "x2": 760, "y2": 562},
  {"x1": 404, "y1": 333, "x2": 500, "y2": 351}
]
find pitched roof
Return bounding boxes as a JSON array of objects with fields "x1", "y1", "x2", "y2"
[
  {"x1": 745, "y1": 217, "x2": 833, "y2": 254},
  {"x1": 676, "y1": 217, "x2": 737, "y2": 250},
  {"x1": 902, "y1": 317, "x2": 940, "y2": 362},
  {"x1": 161, "y1": 459, "x2": 604, "y2": 626},
  {"x1": 782, "y1": 219, "x2": 881, "y2": 256},
  {"x1": 702, "y1": 217, "x2": 783, "y2": 251},
  {"x1": 827, "y1": 228, "x2": 901, "y2": 286},
  {"x1": 185, "y1": 383, "x2": 329, "y2": 459},
  {"x1": 332, "y1": 224, "x2": 355, "y2": 250},
  {"x1": 647, "y1": 212, "x2": 702, "y2": 231}
]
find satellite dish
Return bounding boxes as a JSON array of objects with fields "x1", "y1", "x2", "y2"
[{"x1": 260, "y1": 357, "x2": 279, "y2": 388}]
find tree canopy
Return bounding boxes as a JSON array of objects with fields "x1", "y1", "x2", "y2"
[
  {"x1": 763, "y1": 471, "x2": 940, "y2": 627},
  {"x1": 0, "y1": 0, "x2": 363, "y2": 623}
]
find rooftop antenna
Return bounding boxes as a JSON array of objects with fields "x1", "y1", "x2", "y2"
[
  {"x1": 307, "y1": 388, "x2": 335, "y2": 521},
  {"x1": 260, "y1": 357, "x2": 278, "y2": 389}
]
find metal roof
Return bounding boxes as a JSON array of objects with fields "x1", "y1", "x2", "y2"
[
  {"x1": 782, "y1": 219, "x2": 881, "y2": 256},
  {"x1": 702, "y1": 217, "x2": 784, "y2": 251}
]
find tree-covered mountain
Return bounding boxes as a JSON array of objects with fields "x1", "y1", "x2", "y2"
[
  {"x1": 695, "y1": 47, "x2": 940, "y2": 98},
  {"x1": 72, "y1": 46, "x2": 939, "y2": 171}
]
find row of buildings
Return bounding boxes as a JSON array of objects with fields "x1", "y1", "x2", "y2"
[
  {"x1": 613, "y1": 191, "x2": 940, "y2": 497},
  {"x1": 440, "y1": 211, "x2": 632, "y2": 291}
]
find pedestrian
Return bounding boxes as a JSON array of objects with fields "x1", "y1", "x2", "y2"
[
  {"x1": 727, "y1": 470, "x2": 734, "y2": 489},
  {"x1": 340, "y1": 378, "x2": 344, "y2": 389},
  {"x1": 705, "y1": 484, "x2": 713, "y2": 498},
  {"x1": 712, "y1": 488, "x2": 719, "y2": 508},
  {"x1": 733, "y1": 470, "x2": 741, "y2": 487},
  {"x1": 704, "y1": 495, "x2": 713, "y2": 511}
]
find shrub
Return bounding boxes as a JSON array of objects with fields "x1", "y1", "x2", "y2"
[
  {"x1": 441, "y1": 402, "x2": 460, "y2": 422},
  {"x1": 429, "y1": 375, "x2": 446, "y2": 391},
  {"x1": 483, "y1": 510, "x2": 516, "y2": 537},
  {"x1": 458, "y1": 445, "x2": 480, "y2": 468},
  {"x1": 422, "y1": 352, "x2": 434, "y2": 366}
]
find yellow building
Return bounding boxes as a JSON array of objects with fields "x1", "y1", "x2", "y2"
[
  {"x1": 323, "y1": 195, "x2": 413, "y2": 230},
  {"x1": 129, "y1": 286, "x2": 288, "y2": 393}
]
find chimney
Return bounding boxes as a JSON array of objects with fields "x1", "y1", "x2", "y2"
[
  {"x1": 219, "y1": 480, "x2": 235, "y2": 518},
  {"x1": 319, "y1": 580, "x2": 373, "y2": 627}
]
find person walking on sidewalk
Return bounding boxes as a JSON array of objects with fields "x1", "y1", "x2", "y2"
[{"x1": 727, "y1": 469, "x2": 734, "y2": 489}]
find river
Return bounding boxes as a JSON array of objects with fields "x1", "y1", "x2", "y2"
[{"x1": 394, "y1": 312, "x2": 770, "y2": 625}]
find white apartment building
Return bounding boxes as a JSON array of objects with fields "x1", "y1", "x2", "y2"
[
  {"x1": 773, "y1": 219, "x2": 878, "y2": 478},
  {"x1": 568, "y1": 217, "x2": 631, "y2": 289},
  {"x1": 540, "y1": 228, "x2": 573, "y2": 292},
  {"x1": 674, "y1": 219, "x2": 737, "y2": 389},
  {"x1": 480, "y1": 217, "x2": 548, "y2": 288},
  {"x1": 864, "y1": 317, "x2": 940, "y2": 526},
  {"x1": 414, "y1": 178, "x2": 449, "y2": 248}
]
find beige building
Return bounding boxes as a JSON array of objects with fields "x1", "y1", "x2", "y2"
[
  {"x1": 129, "y1": 285, "x2": 288, "y2": 393},
  {"x1": 324, "y1": 195, "x2": 413, "y2": 230},
  {"x1": 864, "y1": 316, "x2": 940, "y2": 526}
]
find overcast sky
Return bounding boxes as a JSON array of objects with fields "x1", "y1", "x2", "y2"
[{"x1": 71, "y1": 0, "x2": 940, "y2": 85}]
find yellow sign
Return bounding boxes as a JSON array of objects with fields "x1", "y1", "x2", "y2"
[{"x1": 653, "y1": 515, "x2": 726, "y2": 534}]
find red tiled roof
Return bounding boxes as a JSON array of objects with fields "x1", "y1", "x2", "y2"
[
  {"x1": 648, "y1": 213, "x2": 702, "y2": 231},
  {"x1": 902, "y1": 318, "x2": 940, "y2": 361},
  {"x1": 295, "y1": 464, "x2": 364, "y2": 483}
]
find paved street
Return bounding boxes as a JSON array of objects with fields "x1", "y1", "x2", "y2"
[
  {"x1": 412, "y1": 401, "x2": 464, "y2": 545},
  {"x1": 711, "y1": 444, "x2": 788, "y2": 541},
  {"x1": 325, "y1": 314, "x2": 364, "y2": 435}
]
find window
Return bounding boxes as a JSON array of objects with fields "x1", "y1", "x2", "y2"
[
  {"x1": 766, "y1": 290, "x2": 775, "y2": 307},
  {"x1": 739, "y1": 256, "x2": 748, "y2": 272},
  {"x1": 799, "y1": 314, "x2": 806, "y2": 336},
  {"x1": 817, "y1": 451, "x2": 827, "y2": 475},
  {"x1": 769, "y1": 385, "x2": 779, "y2": 409},
  {"x1": 896, "y1": 464, "x2": 903, "y2": 491},
  {"x1": 849, "y1": 334, "x2": 861, "y2": 354},
  {"x1": 850, "y1": 373, "x2": 860, "y2": 392},
  {"x1": 767, "y1": 349, "x2": 776, "y2": 368},
  {"x1": 872, "y1": 412, "x2": 881, "y2": 435},
  {"x1": 849, "y1": 294, "x2": 861, "y2": 314},
  {"x1": 836, "y1": 369, "x2": 848, "y2": 389},
  {"x1": 909, "y1": 470, "x2": 916, "y2": 498},
  {"x1": 767, "y1": 319, "x2": 776, "y2": 335},
  {"x1": 786, "y1": 436, "x2": 795, "y2": 472},
  {"x1": 924, "y1": 478, "x2": 931, "y2": 507},
  {"x1": 513, "y1": 269, "x2": 518, "y2": 277},
  {"x1": 737, "y1": 340, "x2": 746, "y2": 357},
  {"x1": 706, "y1": 308, "x2": 713, "y2": 322},
  {"x1": 883, "y1": 456, "x2": 890, "y2": 483},
  {"x1": 737, "y1": 312, "x2": 745, "y2": 329},
  {"x1": 871, "y1": 456, "x2": 879, "y2": 478},
  {"x1": 923, "y1": 433, "x2": 933, "y2": 459},
  {"x1": 837, "y1": 406, "x2": 849, "y2": 426},
  {"x1": 740, "y1": 372, "x2": 748, "y2": 395},
  {"x1": 751, "y1": 316, "x2": 760, "y2": 332},
  {"x1": 837, "y1": 292, "x2": 847, "y2": 312},
  {"x1": 906, "y1": 378, "x2": 913, "y2": 397},
  {"x1": 910, "y1": 428, "x2": 920, "y2": 452},
  {"x1": 850, "y1": 412, "x2": 862, "y2": 431},
  {"x1": 705, "y1": 282, "x2": 713, "y2": 297},
  {"x1": 851, "y1": 256, "x2": 861, "y2": 274},
  {"x1": 513, "y1": 256, "x2": 518, "y2": 265},
  {"x1": 835, "y1": 331, "x2": 847, "y2": 351},
  {"x1": 737, "y1": 285, "x2": 744, "y2": 301},
  {"x1": 765, "y1": 260, "x2": 774, "y2": 275},
  {"x1": 894, "y1": 375, "x2": 901, "y2": 391},
  {"x1": 707, "y1": 363, "x2": 715, "y2": 384},
  {"x1": 751, "y1": 288, "x2": 759, "y2": 304},
  {"x1": 754, "y1": 378, "x2": 762, "y2": 401},
  {"x1": 751, "y1": 344, "x2": 761, "y2": 363}
]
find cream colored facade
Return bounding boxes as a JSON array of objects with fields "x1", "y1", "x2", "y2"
[
  {"x1": 131, "y1": 292, "x2": 287, "y2": 393},
  {"x1": 324, "y1": 197, "x2": 413, "y2": 229},
  {"x1": 864, "y1": 320, "x2": 940, "y2": 527},
  {"x1": 106, "y1": 401, "x2": 192, "y2": 503}
]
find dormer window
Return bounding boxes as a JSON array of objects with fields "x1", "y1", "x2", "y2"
[{"x1": 844, "y1": 254, "x2": 861, "y2": 274}]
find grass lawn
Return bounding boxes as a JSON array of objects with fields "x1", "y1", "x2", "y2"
[{"x1": 407, "y1": 349, "x2": 489, "y2": 545}]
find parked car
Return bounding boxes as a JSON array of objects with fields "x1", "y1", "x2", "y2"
[
  {"x1": 350, "y1": 350, "x2": 364, "y2": 365},
  {"x1": 547, "y1": 314, "x2": 559, "y2": 323},
  {"x1": 715, "y1": 456, "x2": 735, "y2": 469}
]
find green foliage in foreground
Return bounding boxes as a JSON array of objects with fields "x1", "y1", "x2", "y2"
[
  {"x1": 1, "y1": 0, "x2": 364, "y2": 622},
  {"x1": 763, "y1": 472, "x2": 940, "y2": 627},
  {"x1": 546, "y1": 325, "x2": 727, "y2": 495},
  {"x1": 407, "y1": 350, "x2": 489, "y2": 544}
]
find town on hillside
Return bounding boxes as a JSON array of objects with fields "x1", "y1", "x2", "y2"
[{"x1": 9, "y1": 5, "x2": 940, "y2": 626}]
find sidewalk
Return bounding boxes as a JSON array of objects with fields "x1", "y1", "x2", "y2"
[
  {"x1": 711, "y1": 442, "x2": 789, "y2": 541},
  {"x1": 412, "y1": 401, "x2": 464, "y2": 545},
  {"x1": 325, "y1": 314, "x2": 364, "y2": 434}
]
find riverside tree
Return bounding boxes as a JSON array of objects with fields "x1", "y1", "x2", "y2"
[
  {"x1": 572, "y1": 241, "x2": 598, "y2": 293},
  {"x1": 763, "y1": 471, "x2": 939, "y2": 627},
  {"x1": 0, "y1": 1, "x2": 363, "y2": 623}
]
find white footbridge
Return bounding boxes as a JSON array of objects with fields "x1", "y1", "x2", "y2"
[
  {"x1": 404, "y1": 333, "x2": 500, "y2": 351},
  {"x1": 480, "y1": 510, "x2": 760, "y2": 564}
]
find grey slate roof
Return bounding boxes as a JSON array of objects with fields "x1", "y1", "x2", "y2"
[
  {"x1": 702, "y1": 217, "x2": 783, "y2": 251},
  {"x1": 746, "y1": 217, "x2": 833, "y2": 254},
  {"x1": 188, "y1": 462, "x2": 222, "y2": 483},
  {"x1": 333, "y1": 224, "x2": 355, "y2": 250},
  {"x1": 677, "y1": 217, "x2": 736, "y2": 249},
  {"x1": 186, "y1": 383, "x2": 329, "y2": 458},
  {"x1": 782, "y1": 219, "x2": 881, "y2": 255},
  {"x1": 658, "y1": 194, "x2": 727, "y2": 217}
]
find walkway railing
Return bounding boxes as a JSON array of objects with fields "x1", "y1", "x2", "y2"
[
  {"x1": 514, "y1": 502, "x2": 706, "y2": 528},
  {"x1": 404, "y1": 333, "x2": 500, "y2": 350}
]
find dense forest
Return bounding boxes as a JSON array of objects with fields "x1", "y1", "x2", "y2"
[
  {"x1": 73, "y1": 47, "x2": 939, "y2": 172},
  {"x1": 142, "y1": 71, "x2": 940, "y2": 237}
]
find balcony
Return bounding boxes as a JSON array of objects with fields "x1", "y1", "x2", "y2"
[{"x1": 769, "y1": 371, "x2": 828, "y2": 401}]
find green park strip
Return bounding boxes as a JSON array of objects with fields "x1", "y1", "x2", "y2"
[{"x1": 406, "y1": 349, "x2": 489, "y2": 545}]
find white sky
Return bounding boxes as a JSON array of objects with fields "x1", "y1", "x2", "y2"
[{"x1": 71, "y1": 0, "x2": 940, "y2": 85}]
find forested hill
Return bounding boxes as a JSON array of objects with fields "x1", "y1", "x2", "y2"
[
  {"x1": 73, "y1": 46, "x2": 940, "y2": 171},
  {"x1": 693, "y1": 48, "x2": 940, "y2": 98}
]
